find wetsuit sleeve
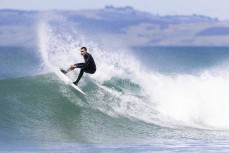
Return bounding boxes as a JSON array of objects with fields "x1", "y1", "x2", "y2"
[
  {"x1": 75, "y1": 55, "x2": 92, "y2": 69},
  {"x1": 75, "y1": 63, "x2": 84, "y2": 68}
]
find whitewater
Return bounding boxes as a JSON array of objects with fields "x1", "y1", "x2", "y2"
[{"x1": 1, "y1": 14, "x2": 229, "y2": 152}]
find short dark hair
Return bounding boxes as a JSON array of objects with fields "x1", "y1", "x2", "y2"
[{"x1": 81, "y1": 47, "x2": 87, "y2": 51}]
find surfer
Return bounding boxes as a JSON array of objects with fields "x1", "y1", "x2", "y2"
[{"x1": 60, "y1": 47, "x2": 96, "y2": 85}]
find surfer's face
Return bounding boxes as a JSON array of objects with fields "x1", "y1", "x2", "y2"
[{"x1": 80, "y1": 49, "x2": 87, "y2": 56}]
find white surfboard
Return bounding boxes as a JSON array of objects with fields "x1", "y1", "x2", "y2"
[{"x1": 55, "y1": 68, "x2": 87, "y2": 95}]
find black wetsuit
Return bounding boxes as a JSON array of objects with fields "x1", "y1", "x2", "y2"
[{"x1": 74, "y1": 53, "x2": 96, "y2": 84}]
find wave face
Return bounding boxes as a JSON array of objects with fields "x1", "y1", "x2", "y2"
[
  {"x1": 0, "y1": 74, "x2": 160, "y2": 143},
  {"x1": 2, "y1": 14, "x2": 229, "y2": 146}
]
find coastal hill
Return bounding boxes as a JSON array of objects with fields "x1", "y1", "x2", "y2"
[{"x1": 0, "y1": 6, "x2": 229, "y2": 46}]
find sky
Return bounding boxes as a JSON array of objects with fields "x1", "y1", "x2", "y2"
[{"x1": 0, "y1": 0, "x2": 229, "y2": 20}]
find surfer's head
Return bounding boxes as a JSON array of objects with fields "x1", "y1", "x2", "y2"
[{"x1": 80, "y1": 47, "x2": 87, "y2": 56}]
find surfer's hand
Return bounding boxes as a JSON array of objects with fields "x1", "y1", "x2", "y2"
[
  {"x1": 70, "y1": 64, "x2": 77, "y2": 70},
  {"x1": 70, "y1": 64, "x2": 77, "y2": 68}
]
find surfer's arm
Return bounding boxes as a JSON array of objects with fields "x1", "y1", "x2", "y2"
[
  {"x1": 74, "y1": 63, "x2": 84, "y2": 68},
  {"x1": 75, "y1": 55, "x2": 92, "y2": 69}
]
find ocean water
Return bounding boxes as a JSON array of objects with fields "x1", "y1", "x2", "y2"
[{"x1": 1, "y1": 18, "x2": 229, "y2": 153}]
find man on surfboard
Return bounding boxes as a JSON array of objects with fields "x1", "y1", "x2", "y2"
[{"x1": 60, "y1": 47, "x2": 96, "y2": 85}]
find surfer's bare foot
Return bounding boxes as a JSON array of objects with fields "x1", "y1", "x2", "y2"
[
  {"x1": 60, "y1": 69, "x2": 67, "y2": 74},
  {"x1": 73, "y1": 81, "x2": 78, "y2": 86}
]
